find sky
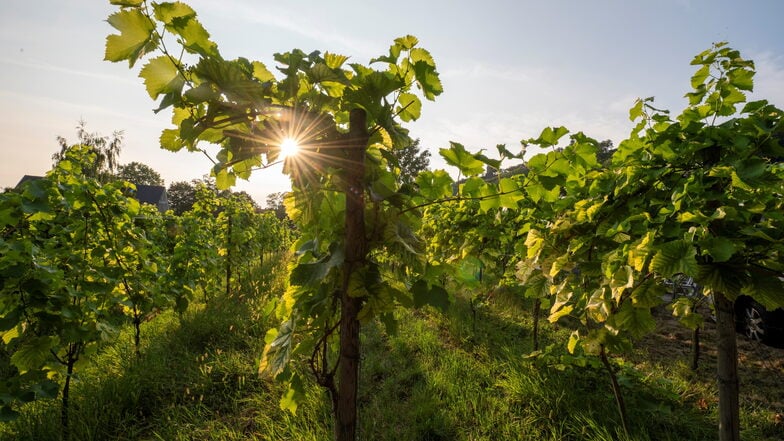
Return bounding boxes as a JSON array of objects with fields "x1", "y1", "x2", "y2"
[{"x1": 1, "y1": 0, "x2": 783, "y2": 206}]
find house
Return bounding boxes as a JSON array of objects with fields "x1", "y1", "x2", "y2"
[
  {"x1": 134, "y1": 184, "x2": 170, "y2": 213},
  {"x1": 15, "y1": 175, "x2": 44, "y2": 189},
  {"x1": 14, "y1": 175, "x2": 170, "y2": 213}
]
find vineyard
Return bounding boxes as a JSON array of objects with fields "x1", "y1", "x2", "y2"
[{"x1": 2, "y1": 1, "x2": 784, "y2": 440}]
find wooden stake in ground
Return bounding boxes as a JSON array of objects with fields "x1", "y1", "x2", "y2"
[{"x1": 334, "y1": 108, "x2": 369, "y2": 441}]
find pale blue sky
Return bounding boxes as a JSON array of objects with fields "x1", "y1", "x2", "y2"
[{"x1": 2, "y1": 1, "x2": 783, "y2": 204}]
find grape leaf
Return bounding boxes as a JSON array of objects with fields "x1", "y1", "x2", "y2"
[{"x1": 105, "y1": 9, "x2": 157, "y2": 67}]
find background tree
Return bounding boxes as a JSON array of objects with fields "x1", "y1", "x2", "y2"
[
  {"x1": 230, "y1": 190, "x2": 260, "y2": 211},
  {"x1": 595, "y1": 139, "x2": 614, "y2": 165},
  {"x1": 53, "y1": 120, "x2": 123, "y2": 183},
  {"x1": 167, "y1": 181, "x2": 196, "y2": 215},
  {"x1": 116, "y1": 161, "x2": 164, "y2": 186},
  {"x1": 392, "y1": 138, "x2": 431, "y2": 185},
  {"x1": 265, "y1": 192, "x2": 288, "y2": 220}
]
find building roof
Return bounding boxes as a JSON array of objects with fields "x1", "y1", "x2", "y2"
[
  {"x1": 134, "y1": 184, "x2": 166, "y2": 205},
  {"x1": 14, "y1": 175, "x2": 44, "y2": 189}
]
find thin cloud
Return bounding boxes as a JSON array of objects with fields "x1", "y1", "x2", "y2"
[
  {"x1": 0, "y1": 90, "x2": 162, "y2": 128},
  {"x1": 751, "y1": 51, "x2": 784, "y2": 107},
  {"x1": 190, "y1": 0, "x2": 379, "y2": 58},
  {"x1": 441, "y1": 62, "x2": 548, "y2": 83},
  {"x1": 0, "y1": 57, "x2": 137, "y2": 85}
]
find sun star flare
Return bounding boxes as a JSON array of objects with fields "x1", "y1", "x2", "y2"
[{"x1": 279, "y1": 137, "x2": 300, "y2": 159}]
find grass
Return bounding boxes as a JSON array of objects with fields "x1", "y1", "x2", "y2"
[{"x1": 2, "y1": 265, "x2": 783, "y2": 440}]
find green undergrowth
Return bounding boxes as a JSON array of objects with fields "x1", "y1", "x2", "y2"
[{"x1": 3, "y1": 274, "x2": 781, "y2": 439}]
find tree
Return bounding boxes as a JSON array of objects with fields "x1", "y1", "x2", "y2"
[
  {"x1": 392, "y1": 138, "x2": 431, "y2": 185},
  {"x1": 167, "y1": 181, "x2": 196, "y2": 215},
  {"x1": 595, "y1": 139, "x2": 614, "y2": 165},
  {"x1": 116, "y1": 161, "x2": 164, "y2": 186},
  {"x1": 265, "y1": 192, "x2": 288, "y2": 219},
  {"x1": 53, "y1": 120, "x2": 123, "y2": 183},
  {"x1": 231, "y1": 190, "x2": 260, "y2": 211}
]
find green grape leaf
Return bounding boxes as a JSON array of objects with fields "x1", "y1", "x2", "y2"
[
  {"x1": 690, "y1": 64, "x2": 710, "y2": 89},
  {"x1": 415, "y1": 170, "x2": 453, "y2": 200},
  {"x1": 152, "y1": 1, "x2": 196, "y2": 24},
  {"x1": 105, "y1": 9, "x2": 157, "y2": 67},
  {"x1": 214, "y1": 168, "x2": 236, "y2": 189},
  {"x1": 697, "y1": 264, "x2": 746, "y2": 298},
  {"x1": 409, "y1": 48, "x2": 435, "y2": 66},
  {"x1": 741, "y1": 268, "x2": 784, "y2": 310},
  {"x1": 571, "y1": 142, "x2": 600, "y2": 169},
  {"x1": 177, "y1": 17, "x2": 217, "y2": 56},
  {"x1": 396, "y1": 92, "x2": 422, "y2": 122},
  {"x1": 650, "y1": 240, "x2": 698, "y2": 277},
  {"x1": 411, "y1": 280, "x2": 450, "y2": 311},
  {"x1": 159, "y1": 128, "x2": 185, "y2": 152},
  {"x1": 10, "y1": 336, "x2": 57, "y2": 374},
  {"x1": 412, "y1": 59, "x2": 443, "y2": 100},
  {"x1": 460, "y1": 176, "x2": 486, "y2": 198},
  {"x1": 478, "y1": 183, "x2": 500, "y2": 212},
  {"x1": 498, "y1": 178, "x2": 524, "y2": 209},
  {"x1": 734, "y1": 158, "x2": 766, "y2": 184},
  {"x1": 440, "y1": 142, "x2": 485, "y2": 177},
  {"x1": 670, "y1": 297, "x2": 704, "y2": 330},
  {"x1": 259, "y1": 318, "x2": 295, "y2": 377},
  {"x1": 629, "y1": 99, "x2": 644, "y2": 121},
  {"x1": 252, "y1": 61, "x2": 275, "y2": 82},
  {"x1": 548, "y1": 304, "x2": 573, "y2": 323},
  {"x1": 395, "y1": 35, "x2": 419, "y2": 50},
  {"x1": 289, "y1": 248, "x2": 344, "y2": 286},
  {"x1": 534, "y1": 126, "x2": 569, "y2": 147},
  {"x1": 728, "y1": 68, "x2": 754, "y2": 91},
  {"x1": 701, "y1": 237, "x2": 737, "y2": 263},
  {"x1": 631, "y1": 279, "x2": 665, "y2": 308},
  {"x1": 279, "y1": 373, "x2": 305, "y2": 415},
  {"x1": 609, "y1": 303, "x2": 656, "y2": 339},
  {"x1": 139, "y1": 56, "x2": 184, "y2": 99},
  {"x1": 324, "y1": 52, "x2": 349, "y2": 69},
  {"x1": 151, "y1": 2, "x2": 217, "y2": 57},
  {"x1": 497, "y1": 143, "x2": 524, "y2": 160}
]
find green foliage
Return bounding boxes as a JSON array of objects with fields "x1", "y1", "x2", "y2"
[
  {"x1": 388, "y1": 138, "x2": 431, "y2": 185},
  {"x1": 116, "y1": 161, "x2": 164, "y2": 186},
  {"x1": 53, "y1": 120, "x2": 124, "y2": 183},
  {"x1": 1, "y1": 145, "x2": 148, "y2": 418},
  {"x1": 440, "y1": 142, "x2": 486, "y2": 177},
  {"x1": 104, "y1": 1, "x2": 450, "y2": 420},
  {"x1": 1, "y1": 142, "x2": 292, "y2": 421},
  {"x1": 103, "y1": 5, "x2": 783, "y2": 435},
  {"x1": 513, "y1": 42, "x2": 784, "y2": 361}
]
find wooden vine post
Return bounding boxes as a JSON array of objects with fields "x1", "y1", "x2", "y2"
[
  {"x1": 714, "y1": 292, "x2": 740, "y2": 441},
  {"x1": 335, "y1": 108, "x2": 369, "y2": 441}
]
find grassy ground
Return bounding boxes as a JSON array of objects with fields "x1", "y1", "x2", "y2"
[{"x1": 2, "y1": 264, "x2": 782, "y2": 440}]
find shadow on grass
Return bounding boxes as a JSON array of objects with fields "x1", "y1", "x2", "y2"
[{"x1": 352, "y1": 287, "x2": 718, "y2": 440}]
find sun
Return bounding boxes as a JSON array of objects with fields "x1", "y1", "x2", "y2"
[{"x1": 279, "y1": 137, "x2": 300, "y2": 160}]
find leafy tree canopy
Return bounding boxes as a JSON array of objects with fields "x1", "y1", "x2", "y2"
[
  {"x1": 167, "y1": 180, "x2": 196, "y2": 215},
  {"x1": 53, "y1": 120, "x2": 124, "y2": 183},
  {"x1": 265, "y1": 191, "x2": 288, "y2": 219},
  {"x1": 116, "y1": 161, "x2": 164, "y2": 186},
  {"x1": 390, "y1": 138, "x2": 431, "y2": 185}
]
